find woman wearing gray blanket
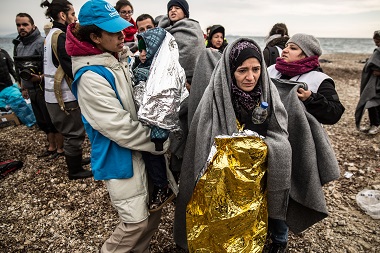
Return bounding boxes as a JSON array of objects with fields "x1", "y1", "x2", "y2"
[
  {"x1": 173, "y1": 38, "x2": 292, "y2": 251},
  {"x1": 267, "y1": 33, "x2": 344, "y2": 252}
]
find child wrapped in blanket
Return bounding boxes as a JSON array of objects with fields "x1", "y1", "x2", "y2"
[{"x1": 132, "y1": 27, "x2": 187, "y2": 211}]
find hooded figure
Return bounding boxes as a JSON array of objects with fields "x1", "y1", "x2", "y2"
[
  {"x1": 355, "y1": 31, "x2": 380, "y2": 134},
  {"x1": 206, "y1": 24, "x2": 228, "y2": 52}
]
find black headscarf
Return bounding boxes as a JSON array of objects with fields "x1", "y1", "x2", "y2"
[{"x1": 229, "y1": 41, "x2": 262, "y2": 115}]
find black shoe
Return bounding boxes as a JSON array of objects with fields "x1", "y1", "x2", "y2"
[
  {"x1": 48, "y1": 151, "x2": 65, "y2": 160},
  {"x1": 68, "y1": 170, "x2": 93, "y2": 180},
  {"x1": 37, "y1": 149, "x2": 56, "y2": 158},
  {"x1": 266, "y1": 243, "x2": 287, "y2": 253},
  {"x1": 66, "y1": 154, "x2": 93, "y2": 180},
  {"x1": 149, "y1": 186, "x2": 175, "y2": 212}
]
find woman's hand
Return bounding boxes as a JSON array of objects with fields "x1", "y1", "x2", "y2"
[{"x1": 297, "y1": 87, "x2": 312, "y2": 101}]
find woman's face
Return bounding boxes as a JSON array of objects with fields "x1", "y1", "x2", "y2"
[
  {"x1": 92, "y1": 30, "x2": 125, "y2": 53},
  {"x1": 234, "y1": 57, "x2": 261, "y2": 92},
  {"x1": 211, "y1": 32, "x2": 223, "y2": 49},
  {"x1": 119, "y1": 5, "x2": 133, "y2": 22},
  {"x1": 168, "y1": 6, "x2": 185, "y2": 22},
  {"x1": 281, "y1": 42, "x2": 306, "y2": 63}
]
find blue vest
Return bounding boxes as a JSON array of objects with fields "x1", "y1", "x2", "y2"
[{"x1": 72, "y1": 66, "x2": 133, "y2": 180}]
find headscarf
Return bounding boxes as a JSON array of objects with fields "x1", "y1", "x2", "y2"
[
  {"x1": 206, "y1": 25, "x2": 226, "y2": 52},
  {"x1": 229, "y1": 41, "x2": 262, "y2": 115}
]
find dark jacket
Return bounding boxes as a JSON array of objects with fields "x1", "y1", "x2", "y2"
[
  {"x1": 51, "y1": 21, "x2": 73, "y2": 79},
  {"x1": 13, "y1": 27, "x2": 45, "y2": 89},
  {"x1": 0, "y1": 49, "x2": 18, "y2": 92},
  {"x1": 355, "y1": 47, "x2": 380, "y2": 128}
]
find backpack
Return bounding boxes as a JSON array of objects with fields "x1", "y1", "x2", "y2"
[
  {"x1": 51, "y1": 30, "x2": 73, "y2": 114},
  {"x1": 266, "y1": 45, "x2": 284, "y2": 67}
]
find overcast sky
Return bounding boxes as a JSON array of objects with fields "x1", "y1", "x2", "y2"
[{"x1": 1, "y1": 0, "x2": 379, "y2": 38}]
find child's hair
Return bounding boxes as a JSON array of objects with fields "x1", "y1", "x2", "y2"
[{"x1": 40, "y1": 0, "x2": 73, "y2": 21}]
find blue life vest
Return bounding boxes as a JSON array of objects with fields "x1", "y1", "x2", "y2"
[{"x1": 71, "y1": 66, "x2": 133, "y2": 180}]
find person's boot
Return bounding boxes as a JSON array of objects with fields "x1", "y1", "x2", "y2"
[{"x1": 65, "y1": 154, "x2": 93, "y2": 180}]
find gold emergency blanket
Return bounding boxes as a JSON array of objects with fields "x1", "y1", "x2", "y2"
[{"x1": 186, "y1": 133, "x2": 268, "y2": 253}]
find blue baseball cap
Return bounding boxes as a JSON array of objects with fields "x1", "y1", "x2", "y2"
[{"x1": 79, "y1": 0, "x2": 132, "y2": 33}]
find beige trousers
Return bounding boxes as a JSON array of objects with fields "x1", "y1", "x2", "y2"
[{"x1": 101, "y1": 204, "x2": 162, "y2": 253}]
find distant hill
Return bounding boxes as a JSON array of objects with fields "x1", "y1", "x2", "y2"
[{"x1": 0, "y1": 33, "x2": 18, "y2": 38}]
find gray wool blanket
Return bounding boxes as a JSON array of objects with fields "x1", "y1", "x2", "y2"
[
  {"x1": 187, "y1": 48, "x2": 222, "y2": 126},
  {"x1": 157, "y1": 15, "x2": 205, "y2": 84},
  {"x1": 157, "y1": 15, "x2": 205, "y2": 168},
  {"x1": 272, "y1": 78, "x2": 340, "y2": 234},
  {"x1": 173, "y1": 38, "x2": 292, "y2": 250},
  {"x1": 355, "y1": 47, "x2": 380, "y2": 128}
]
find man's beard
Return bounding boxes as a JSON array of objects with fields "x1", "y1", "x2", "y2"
[{"x1": 19, "y1": 28, "x2": 34, "y2": 38}]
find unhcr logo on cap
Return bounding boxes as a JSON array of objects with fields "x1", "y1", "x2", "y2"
[{"x1": 105, "y1": 3, "x2": 119, "y2": 17}]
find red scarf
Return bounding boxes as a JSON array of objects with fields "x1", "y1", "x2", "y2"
[
  {"x1": 122, "y1": 18, "x2": 137, "y2": 42},
  {"x1": 275, "y1": 55, "x2": 320, "y2": 77}
]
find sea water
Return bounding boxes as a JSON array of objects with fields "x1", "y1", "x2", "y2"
[
  {"x1": 0, "y1": 35, "x2": 376, "y2": 57},
  {"x1": 225, "y1": 36, "x2": 376, "y2": 55}
]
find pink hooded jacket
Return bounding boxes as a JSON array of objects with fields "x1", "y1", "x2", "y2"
[{"x1": 65, "y1": 23, "x2": 103, "y2": 57}]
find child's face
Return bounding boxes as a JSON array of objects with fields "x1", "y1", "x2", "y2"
[
  {"x1": 168, "y1": 6, "x2": 185, "y2": 22},
  {"x1": 139, "y1": 49, "x2": 147, "y2": 63}
]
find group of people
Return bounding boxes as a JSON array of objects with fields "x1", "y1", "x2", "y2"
[
  {"x1": 1, "y1": 0, "x2": 379, "y2": 252},
  {"x1": 11, "y1": 2, "x2": 92, "y2": 180}
]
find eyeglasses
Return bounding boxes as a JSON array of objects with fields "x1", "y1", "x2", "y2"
[{"x1": 120, "y1": 10, "x2": 133, "y2": 16}]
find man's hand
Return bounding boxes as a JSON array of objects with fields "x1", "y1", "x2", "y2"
[
  {"x1": 29, "y1": 73, "x2": 42, "y2": 83},
  {"x1": 297, "y1": 88, "x2": 312, "y2": 101},
  {"x1": 21, "y1": 89, "x2": 29, "y2": 99}
]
